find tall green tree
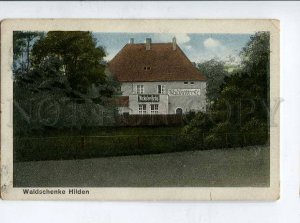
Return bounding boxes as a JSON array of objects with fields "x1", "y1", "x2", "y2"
[
  {"x1": 220, "y1": 32, "x2": 270, "y2": 124},
  {"x1": 13, "y1": 31, "x2": 43, "y2": 73},
  {"x1": 31, "y1": 31, "x2": 107, "y2": 95},
  {"x1": 197, "y1": 59, "x2": 228, "y2": 102},
  {"x1": 240, "y1": 31, "x2": 270, "y2": 104},
  {"x1": 181, "y1": 32, "x2": 270, "y2": 149},
  {"x1": 212, "y1": 32, "x2": 270, "y2": 127},
  {"x1": 13, "y1": 31, "x2": 119, "y2": 133}
]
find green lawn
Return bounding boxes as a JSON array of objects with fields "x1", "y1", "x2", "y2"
[{"x1": 14, "y1": 146, "x2": 270, "y2": 187}]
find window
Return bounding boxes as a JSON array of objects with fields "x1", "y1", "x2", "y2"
[
  {"x1": 139, "y1": 104, "x2": 146, "y2": 114},
  {"x1": 137, "y1": 85, "x2": 144, "y2": 94},
  {"x1": 157, "y1": 85, "x2": 166, "y2": 94},
  {"x1": 150, "y1": 104, "x2": 159, "y2": 114},
  {"x1": 184, "y1": 81, "x2": 188, "y2": 84},
  {"x1": 190, "y1": 82, "x2": 194, "y2": 85},
  {"x1": 144, "y1": 66, "x2": 151, "y2": 70}
]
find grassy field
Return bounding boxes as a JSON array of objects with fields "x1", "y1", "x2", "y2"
[{"x1": 14, "y1": 145, "x2": 270, "y2": 187}]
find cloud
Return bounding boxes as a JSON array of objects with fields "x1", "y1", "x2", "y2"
[{"x1": 203, "y1": 38, "x2": 221, "y2": 48}]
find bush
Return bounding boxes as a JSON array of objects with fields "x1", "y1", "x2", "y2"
[
  {"x1": 203, "y1": 133, "x2": 223, "y2": 149},
  {"x1": 180, "y1": 110, "x2": 269, "y2": 150},
  {"x1": 182, "y1": 111, "x2": 197, "y2": 124},
  {"x1": 241, "y1": 118, "x2": 269, "y2": 145}
]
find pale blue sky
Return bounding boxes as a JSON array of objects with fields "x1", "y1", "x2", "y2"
[{"x1": 93, "y1": 32, "x2": 253, "y2": 64}]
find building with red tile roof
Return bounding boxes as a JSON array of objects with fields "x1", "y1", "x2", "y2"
[{"x1": 108, "y1": 38, "x2": 207, "y2": 115}]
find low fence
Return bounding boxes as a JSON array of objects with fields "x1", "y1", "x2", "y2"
[
  {"x1": 115, "y1": 114, "x2": 184, "y2": 126},
  {"x1": 14, "y1": 132, "x2": 269, "y2": 162}
]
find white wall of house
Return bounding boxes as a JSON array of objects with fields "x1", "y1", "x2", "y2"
[{"x1": 120, "y1": 81, "x2": 206, "y2": 115}]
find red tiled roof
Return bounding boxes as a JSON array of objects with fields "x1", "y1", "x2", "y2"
[{"x1": 107, "y1": 43, "x2": 206, "y2": 82}]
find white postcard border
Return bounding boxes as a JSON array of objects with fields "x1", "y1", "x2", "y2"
[{"x1": 1, "y1": 19, "x2": 280, "y2": 200}]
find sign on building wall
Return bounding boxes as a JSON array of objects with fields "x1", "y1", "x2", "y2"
[
  {"x1": 138, "y1": 94, "x2": 160, "y2": 102},
  {"x1": 168, "y1": 89, "x2": 201, "y2": 96}
]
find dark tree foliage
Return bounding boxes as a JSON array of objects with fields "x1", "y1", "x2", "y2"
[
  {"x1": 181, "y1": 32, "x2": 270, "y2": 149},
  {"x1": 240, "y1": 31, "x2": 270, "y2": 105},
  {"x1": 197, "y1": 59, "x2": 228, "y2": 102},
  {"x1": 13, "y1": 31, "x2": 43, "y2": 74},
  {"x1": 13, "y1": 31, "x2": 119, "y2": 135},
  {"x1": 31, "y1": 31, "x2": 107, "y2": 95}
]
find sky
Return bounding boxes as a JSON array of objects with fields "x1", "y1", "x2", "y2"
[{"x1": 93, "y1": 32, "x2": 253, "y2": 65}]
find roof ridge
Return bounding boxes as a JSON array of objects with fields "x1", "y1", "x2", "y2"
[{"x1": 108, "y1": 43, "x2": 207, "y2": 82}]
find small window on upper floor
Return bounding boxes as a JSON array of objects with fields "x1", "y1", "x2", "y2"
[
  {"x1": 184, "y1": 81, "x2": 188, "y2": 84},
  {"x1": 157, "y1": 85, "x2": 166, "y2": 94},
  {"x1": 144, "y1": 66, "x2": 151, "y2": 71},
  {"x1": 137, "y1": 85, "x2": 144, "y2": 94},
  {"x1": 190, "y1": 82, "x2": 194, "y2": 85}
]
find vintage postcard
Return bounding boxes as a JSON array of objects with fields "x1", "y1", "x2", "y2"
[{"x1": 1, "y1": 19, "x2": 280, "y2": 200}]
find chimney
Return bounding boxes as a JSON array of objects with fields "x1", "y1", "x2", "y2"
[
  {"x1": 129, "y1": 38, "x2": 134, "y2": 44},
  {"x1": 172, "y1": 37, "x2": 176, "y2": 50},
  {"x1": 145, "y1": 38, "x2": 151, "y2": 50}
]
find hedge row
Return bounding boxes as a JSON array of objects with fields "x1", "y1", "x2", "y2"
[
  {"x1": 14, "y1": 135, "x2": 179, "y2": 162},
  {"x1": 14, "y1": 132, "x2": 269, "y2": 162}
]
